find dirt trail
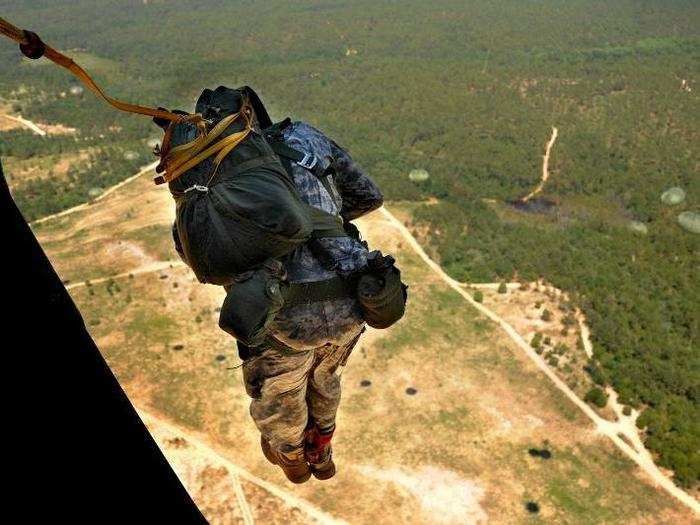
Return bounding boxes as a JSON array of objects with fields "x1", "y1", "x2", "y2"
[
  {"x1": 65, "y1": 260, "x2": 185, "y2": 290},
  {"x1": 1, "y1": 112, "x2": 47, "y2": 136},
  {"x1": 31, "y1": 161, "x2": 160, "y2": 226},
  {"x1": 467, "y1": 282, "x2": 647, "y2": 452},
  {"x1": 470, "y1": 280, "x2": 593, "y2": 359},
  {"x1": 577, "y1": 316, "x2": 594, "y2": 358},
  {"x1": 522, "y1": 126, "x2": 558, "y2": 202},
  {"x1": 379, "y1": 207, "x2": 699, "y2": 515}
]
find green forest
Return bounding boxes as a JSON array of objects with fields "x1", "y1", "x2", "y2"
[{"x1": 1, "y1": 0, "x2": 698, "y2": 487}]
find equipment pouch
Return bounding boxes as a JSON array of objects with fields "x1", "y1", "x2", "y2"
[
  {"x1": 218, "y1": 259, "x2": 289, "y2": 347},
  {"x1": 357, "y1": 251, "x2": 408, "y2": 329}
]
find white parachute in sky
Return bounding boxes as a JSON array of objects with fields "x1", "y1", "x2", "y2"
[
  {"x1": 409, "y1": 169, "x2": 429, "y2": 182},
  {"x1": 677, "y1": 212, "x2": 700, "y2": 234},
  {"x1": 88, "y1": 187, "x2": 103, "y2": 198},
  {"x1": 628, "y1": 221, "x2": 648, "y2": 235},
  {"x1": 660, "y1": 187, "x2": 686, "y2": 205}
]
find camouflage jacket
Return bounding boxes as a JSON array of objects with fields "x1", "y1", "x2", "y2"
[{"x1": 269, "y1": 121, "x2": 383, "y2": 349}]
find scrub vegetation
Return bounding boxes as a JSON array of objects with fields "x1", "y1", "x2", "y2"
[{"x1": 1, "y1": 0, "x2": 698, "y2": 487}]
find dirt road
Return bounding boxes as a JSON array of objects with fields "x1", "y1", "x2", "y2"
[
  {"x1": 31, "y1": 160, "x2": 160, "y2": 226},
  {"x1": 1, "y1": 112, "x2": 47, "y2": 136},
  {"x1": 65, "y1": 260, "x2": 185, "y2": 290}
]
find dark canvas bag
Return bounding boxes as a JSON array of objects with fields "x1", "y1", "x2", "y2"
[
  {"x1": 163, "y1": 86, "x2": 344, "y2": 286},
  {"x1": 160, "y1": 86, "x2": 407, "y2": 340},
  {"x1": 218, "y1": 259, "x2": 289, "y2": 347}
]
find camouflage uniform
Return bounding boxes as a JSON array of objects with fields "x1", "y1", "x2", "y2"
[{"x1": 240, "y1": 121, "x2": 383, "y2": 456}]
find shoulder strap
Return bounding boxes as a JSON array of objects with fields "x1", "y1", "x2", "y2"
[
  {"x1": 268, "y1": 140, "x2": 324, "y2": 176},
  {"x1": 264, "y1": 126, "x2": 346, "y2": 240},
  {"x1": 305, "y1": 204, "x2": 346, "y2": 239},
  {"x1": 267, "y1": 138, "x2": 339, "y2": 201}
]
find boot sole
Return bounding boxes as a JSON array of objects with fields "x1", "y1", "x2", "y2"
[
  {"x1": 310, "y1": 462, "x2": 336, "y2": 480},
  {"x1": 263, "y1": 437, "x2": 312, "y2": 483},
  {"x1": 287, "y1": 470, "x2": 312, "y2": 484}
]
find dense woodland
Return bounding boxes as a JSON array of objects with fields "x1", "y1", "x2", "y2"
[{"x1": 1, "y1": 0, "x2": 698, "y2": 487}]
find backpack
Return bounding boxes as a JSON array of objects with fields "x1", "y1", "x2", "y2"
[{"x1": 157, "y1": 86, "x2": 345, "y2": 286}]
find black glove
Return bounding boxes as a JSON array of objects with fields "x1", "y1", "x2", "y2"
[{"x1": 357, "y1": 251, "x2": 407, "y2": 329}]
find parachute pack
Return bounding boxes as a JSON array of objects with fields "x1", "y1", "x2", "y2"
[{"x1": 155, "y1": 85, "x2": 346, "y2": 286}]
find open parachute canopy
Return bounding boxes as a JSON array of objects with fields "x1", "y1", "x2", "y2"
[{"x1": 677, "y1": 211, "x2": 700, "y2": 234}]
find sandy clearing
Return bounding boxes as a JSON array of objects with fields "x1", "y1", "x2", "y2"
[
  {"x1": 0, "y1": 112, "x2": 24, "y2": 131},
  {"x1": 355, "y1": 464, "x2": 487, "y2": 524},
  {"x1": 60, "y1": 207, "x2": 700, "y2": 516},
  {"x1": 40, "y1": 122, "x2": 77, "y2": 135}
]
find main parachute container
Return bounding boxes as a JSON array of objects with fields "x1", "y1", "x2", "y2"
[{"x1": 167, "y1": 86, "x2": 313, "y2": 285}]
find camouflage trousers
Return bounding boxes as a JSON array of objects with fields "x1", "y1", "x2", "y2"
[{"x1": 240, "y1": 329, "x2": 363, "y2": 456}]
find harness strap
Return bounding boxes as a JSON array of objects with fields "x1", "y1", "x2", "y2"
[
  {"x1": 155, "y1": 108, "x2": 253, "y2": 186},
  {"x1": 264, "y1": 132, "x2": 347, "y2": 240},
  {"x1": 268, "y1": 140, "x2": 327, "y2": 178},
  {"x1": 286, "y1": 276, "x2": 358, "y2": 307},
  {"x1": 267, "y1": 139, "x2": 338, "y2": 202}
]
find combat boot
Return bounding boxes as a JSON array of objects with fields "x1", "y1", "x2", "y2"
[
  {"x1": 260, "y1": 437, "x2": 311, "y2": 483},
  {"x1": 305, "y1": 424, "x2": 336, "y2": 480},
  {"x1": 275, "y1": 447, "x2": 311, "y2": 484}
]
